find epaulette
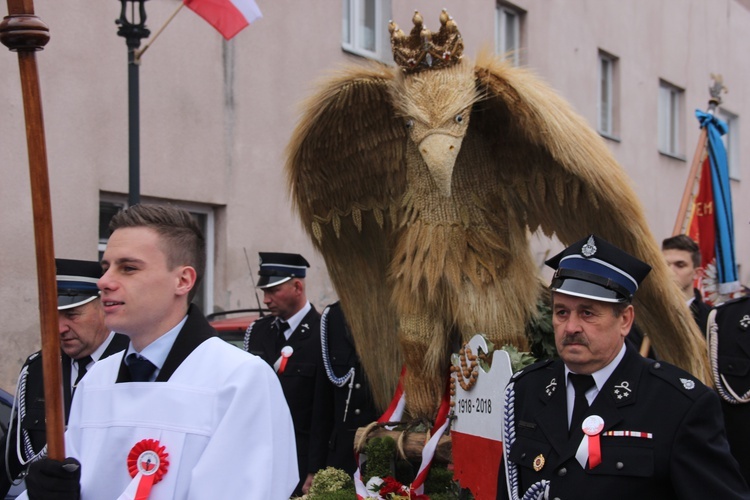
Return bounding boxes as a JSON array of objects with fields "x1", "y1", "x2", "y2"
[
  {"x1": 715, "y1": 295, "x2": 750, "y2": 310},
  {"x1": 251, "y1": 315, "x2": 276, "y2": 327},
  {"x1": 646, "y1": 360, "x2": 707, "y2": 401},
  {"x1": 23, "y1": 350, "x2": 42, "y2": 367},
  {"x1": 509, "y1": 358, "x2": 554, "y2": 382}
]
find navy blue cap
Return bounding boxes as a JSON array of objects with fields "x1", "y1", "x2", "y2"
[
  {"x1": 545, "y1": 235, "x2": 652, "y2": 303},
  {"x1": 56, "y1": 258, "x2": 102, "y2": 310},
  {"x1": 257, "y1": 252, "x2": 310, "y2": 289}
]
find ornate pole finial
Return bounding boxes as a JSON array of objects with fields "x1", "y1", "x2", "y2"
[{"x1": 707, "y1": 73, "x2": 728, "y2": 112}]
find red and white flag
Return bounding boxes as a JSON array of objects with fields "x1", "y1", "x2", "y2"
[{"x1": 184, "y1": 0, "x2": 262, "y2": 40}]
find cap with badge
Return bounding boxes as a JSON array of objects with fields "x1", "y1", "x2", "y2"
[
  {"x1": 545, "y1": 234, "x2": 652, "y2": 303},
  {"x1": 56, "y1": 258, "x2": 102, "y2": 310},
  {"x1": 256, "y1": 252, "x2": 310, "y2": 289}
]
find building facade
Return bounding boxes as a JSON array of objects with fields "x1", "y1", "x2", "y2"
[{"x1": 1, "y1": 0, "x2": 748, "y2": 390}]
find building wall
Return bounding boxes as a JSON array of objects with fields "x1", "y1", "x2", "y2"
[{"x1": 1, "y1": 0, "x2": 747, "y2": 390}]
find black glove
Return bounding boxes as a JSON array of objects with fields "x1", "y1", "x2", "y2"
[{"x1": 25, "y1": 457, "x2": 81, "y2": 500}]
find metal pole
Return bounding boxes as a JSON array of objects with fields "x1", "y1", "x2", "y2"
[
  {"x1": 116, "y1": 0, "x2": 149, "y2": 206},
  {"x1": 128, "y1": 47, "x2": 140, "y2": 205}
]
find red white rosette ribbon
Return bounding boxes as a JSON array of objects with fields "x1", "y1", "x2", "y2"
[
  {"x1": 575, "y1": 415, "x2": 604, "y2": 469},
  {"x1": 123, "y1": 439, "x2": 169, "y2": 500},
  {"x1": 274, "y1": 346, "x2": 294, "y2": 374}
]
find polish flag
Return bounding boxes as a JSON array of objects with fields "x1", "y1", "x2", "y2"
[{"x1": 184, "y1": 0, "x2": 262, "y2": 40}]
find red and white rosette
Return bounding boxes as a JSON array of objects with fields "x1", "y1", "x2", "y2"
[
  {"x1": 575, "y1": 415, "x2": 604, "y2": 469},
  {"x1": 274, "y1": 346, "x2": 294, "y2": 374},
  {"x1": 124, "y1": 439, "x2": 169, "y2": 500}
]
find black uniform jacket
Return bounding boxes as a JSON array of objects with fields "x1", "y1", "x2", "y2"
[
  {"x1": 245, "y1": 307, "x2": 322, "y2": 490},
  {"x1": 710, "y1": 295, "x2": 750, "y2": 484},
  {"x1": 0, "y1": 333, "x2": 129, "y2": 496},
  {"x1": 500, "y1": 343, "x2": 749, "y2": 500},
  {"x1": 309, "y1": 302, "x2": 379, "y2": 475},
  {"x1": 690, "y1": 288, "x2": 712, "y2": 335}
]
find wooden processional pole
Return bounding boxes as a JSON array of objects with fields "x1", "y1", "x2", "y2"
[{"x1": 0, "y1": 0, "x2": 65, "y2": 460}]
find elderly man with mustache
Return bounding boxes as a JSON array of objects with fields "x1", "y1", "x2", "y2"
[{"x1": 499, "y1": 234, "x2": 749, "y2": 500}]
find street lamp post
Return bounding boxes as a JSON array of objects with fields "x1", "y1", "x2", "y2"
[{"x1": 115, "y1": 0, "x2": 150, "y2": 206}]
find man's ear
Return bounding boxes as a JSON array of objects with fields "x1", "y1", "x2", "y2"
[
  {"x1": 619, "y1": 305, "x2": 635, "y2": 337},
  {"x1": 695, "y1": 266, "x2": 705, "y2": 279},
  {"x1": 175, "y1": 266, "x2": 197, "y2": 297}
]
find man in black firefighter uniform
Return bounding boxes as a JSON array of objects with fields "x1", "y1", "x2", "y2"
[
  {"x1": 309, "y1": 301, "x2": 379, "y2": 478},
  {"x1": 0, "y1": 259, "x2": 128, "y2": 497},
  {"x1": 707, "y1": 294, "x2": 750, "y2": 484},
  {"x1": 499, "y1": 235, "x2": 749, "y2": 500},
  {"x1": 243, "y1": 252, "x2": 322, "y2": 497}
]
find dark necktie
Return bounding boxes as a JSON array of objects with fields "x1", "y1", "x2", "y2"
[
  {"x1": 274, "y1": 319, "x2": 289, "y2": 353},
  {"x1": 569, "y1": 373, "x2": 595, "y2": 436},
  {"x1": 127, "y1": 353, "x2": 157, "y2": 382},
  {"x1": 74, "y1": 355, "x2": 93, "y2": 386}
]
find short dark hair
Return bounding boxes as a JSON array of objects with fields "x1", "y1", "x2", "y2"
[
  {"x1": 109, "y1": 204, "x2": 206, "y2": 301},
  {"x1": 662, "y1": 235, "x2": 701, "y2": 268}
]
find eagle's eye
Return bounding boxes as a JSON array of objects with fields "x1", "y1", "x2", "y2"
[{"x1": 405, "y1": 119, "x2": 414, "y2": 129}]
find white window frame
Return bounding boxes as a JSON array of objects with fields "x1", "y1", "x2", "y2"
[
  {"x1": 598, "y1": 51, "x2": 617, "y2": 137},
  {"x1": 718, "y1": 108, "x2": 740, "y2": 181},
  {"x1": 342, "y1": 0, "x2": 392, "y2": 63},
  {"x1": 496, "y1": 3, "x2": 522, "y2": 66},
  {"x1": 98, "y1": 196, "x2": 215, "y2": 313},
  {"x1": 658, "y1": 80, "x2": 684, "y2": 157}
]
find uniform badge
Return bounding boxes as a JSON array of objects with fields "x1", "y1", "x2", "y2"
[
  {"x1": 613, "y1": 381, "x2": 631, "y2": 399},
  {"x1": 739, "y1": 314, "x2": 750, "y2": 330},
  {"x1": 533, "y1": 454, "x2": 545, "y2": 471},
  {"x1": 581, "y1": 236, "x2": 597, "y2": 257},
  {"x1": 680, "y1": 378, "x2": 695, "y2": 390},
  {"x1": 545, "y1": 378, "x2": 557, "y2": 397}
]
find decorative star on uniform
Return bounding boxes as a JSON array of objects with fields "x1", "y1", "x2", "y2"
[{"x1": 613, "y1": 381, "x2": 632, "y2": 400}]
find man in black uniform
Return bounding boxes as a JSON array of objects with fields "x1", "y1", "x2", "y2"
[
  {"x1": 309, "y1": 302, "x2": 379, "y2": 478},
  {"x1": 500, "y1": 234, "x2": 749, "y2": 500},
  {"x1": 0, "y1": 259, "x2": 128, "y2": 497},
  {"x1": 707, "y1": 294, "x2": 750, "y2": 483},
  {"x1": 244, "y1": 252, "x2": 322, "y2": 497},
  {"x1": 662, "y1": 234, "x2": 711, "y2": 333}
]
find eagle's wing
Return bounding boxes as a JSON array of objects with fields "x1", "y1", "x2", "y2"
[
  {"x1": 286, "y1": 63, "x2": 407, "y2": 410},
  {"x1": 473, "y1": 54, "x2": 709, "y2": 382}
]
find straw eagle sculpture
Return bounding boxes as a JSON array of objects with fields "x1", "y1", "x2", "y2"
[{"x1": 287, "y1": 10, "x2": 709, "y2": 419}]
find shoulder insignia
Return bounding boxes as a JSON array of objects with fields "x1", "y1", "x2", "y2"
[
  {"x1": 25, "y1": 350, "x2": 42, "y2": 365},
  {"x1": 740, "y1": 314, "x2": 750, "y2": 330},
  {"x1": 648, "y1": 361, "x2": 706, "y2": 400},
  {"x1": 680, "y1": 378, "x2": 696, "y2": 390}
]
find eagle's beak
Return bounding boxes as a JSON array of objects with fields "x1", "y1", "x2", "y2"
[{"x1": 418, "y1": 133, "x2": 463, "y2": 197}]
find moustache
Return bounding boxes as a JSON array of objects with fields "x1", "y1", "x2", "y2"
[{"x1": 562, "y1": 334, "x2": 588, "y2": 346}]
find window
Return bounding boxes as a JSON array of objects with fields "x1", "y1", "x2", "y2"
[
  {"x1": 598, "y1": 51, "x2": 619, "y2": 138},
  {"x1": 496, "y1": 3, "x2": 523, "y2": 65},
  {"x1": 658, "y1": 80, "x2": 684, "y2": 157},
  {"x1": 98, "y1": 197, "x2": 216, "y2": 313},
  {"x1": 718, "y1": 109, "x2": 740, "y2": 181},
  {"x1": 342, "y1": 0, "x2": 392, "y2": 62}
]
